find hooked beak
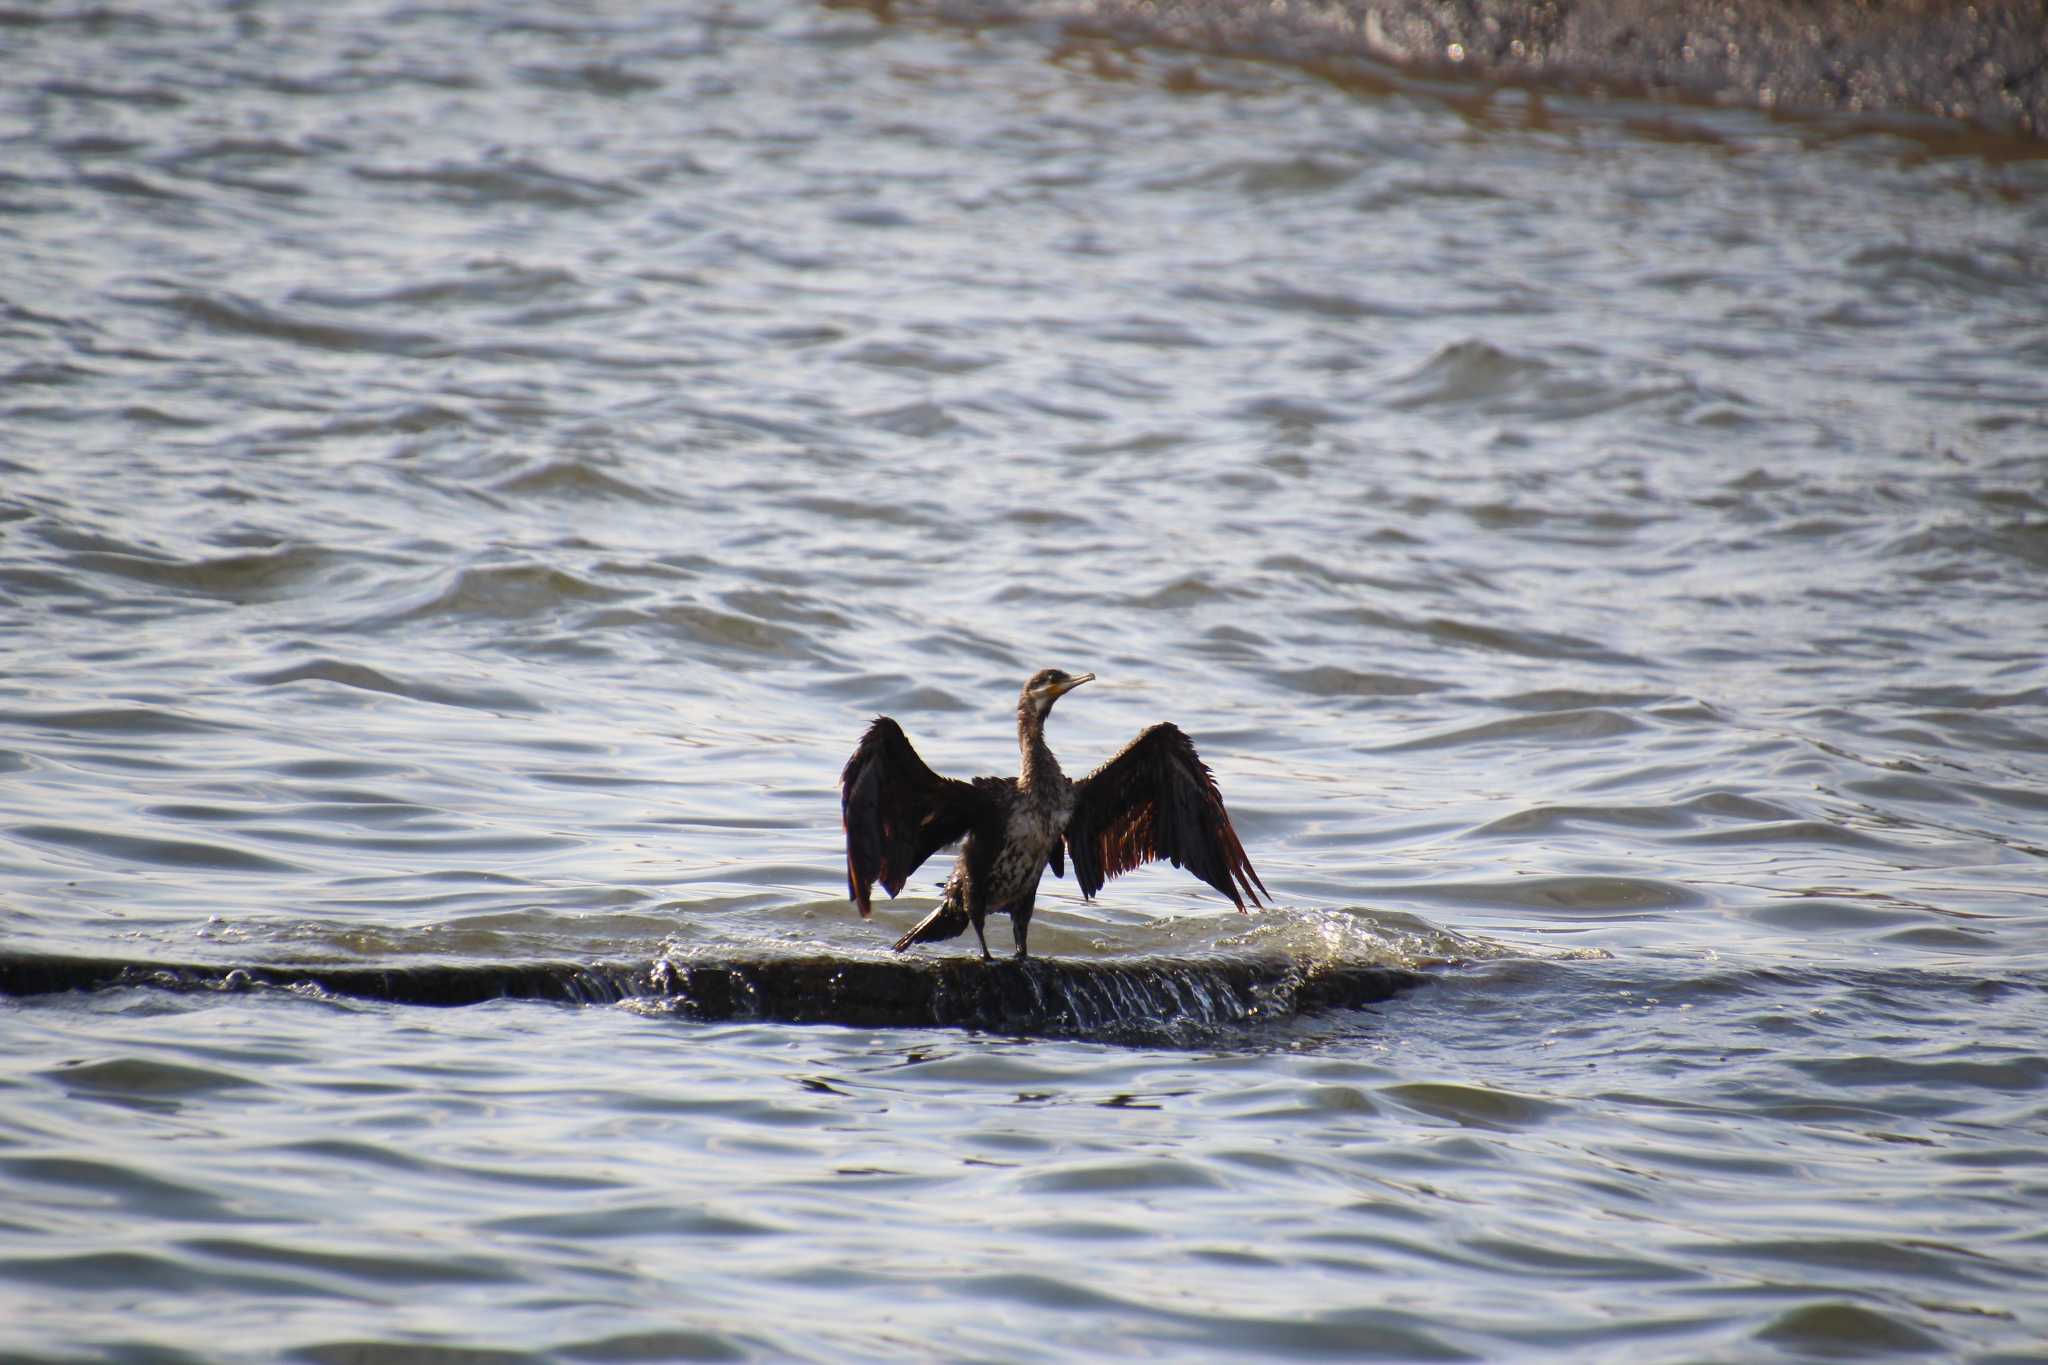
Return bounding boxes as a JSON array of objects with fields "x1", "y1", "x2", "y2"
[{"x1": 1053, "y1": 672, "x2": 1095, "y2": 697}]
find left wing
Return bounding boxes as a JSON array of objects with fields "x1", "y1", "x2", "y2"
[
  {"x1": 1064, "y1": 723, "x2": 1267, "y2": 910},
  {"x1": 840, "y1": 717, "x2": 992, "y2": 918}
]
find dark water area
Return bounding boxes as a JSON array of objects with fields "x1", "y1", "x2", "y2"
[{"x1": 4, "y1": 1, "x2": 2048, "y2": 1360}]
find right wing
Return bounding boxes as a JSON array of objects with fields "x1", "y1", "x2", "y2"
[{"x1": 1064, "y1": 722, "x2": 1267, "y2": 911}]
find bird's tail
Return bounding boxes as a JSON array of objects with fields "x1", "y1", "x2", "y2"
[{"x1": 893, "y1": 900, "x2": 969, "y2": 952}]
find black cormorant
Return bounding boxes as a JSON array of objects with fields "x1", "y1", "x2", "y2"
[{"x1": 840, "y1": 669, "x2": 1267, "y2": 959}]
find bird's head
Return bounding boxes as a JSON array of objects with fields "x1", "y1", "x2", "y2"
[{"x1": 1020, "y1": 668, "x2": 1094, "y2": 719}]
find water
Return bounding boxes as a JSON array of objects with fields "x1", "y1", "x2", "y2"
[{"x1": 4, "y1": 1, "x2": 2047, "y2": 1359}]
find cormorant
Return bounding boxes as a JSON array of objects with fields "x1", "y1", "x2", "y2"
[{"x1": 840, "y1": 669, "x2": 1267, "y2": 960}]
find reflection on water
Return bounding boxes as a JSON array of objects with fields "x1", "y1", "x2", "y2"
[{"x1": 3, "y1": 0, "x2": 2047, "y2": 1359}]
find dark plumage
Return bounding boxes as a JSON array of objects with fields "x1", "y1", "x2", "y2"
[{"x1": 840, "y1": 669, "x2": 1267, "y2": 960}]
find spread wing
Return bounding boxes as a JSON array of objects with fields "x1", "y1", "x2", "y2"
[
  {"x1": 1065, "y1": 723, "x2": 1268, "y2": 910},
  {"x1": 840, "y1": 717, "x2": 991, "y2": 918}
]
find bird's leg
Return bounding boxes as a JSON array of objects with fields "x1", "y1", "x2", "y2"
[
  {"x1": 1011, "y1": 895, "x2": 1037, "y2": 960},
  {"x1": 971, "y1": 912, "x2": 993, "y2": 963}
]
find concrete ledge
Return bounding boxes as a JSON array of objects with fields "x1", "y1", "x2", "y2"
[{"x1": 0, "y1": 949, "x2": 1431, "y2": 1039}]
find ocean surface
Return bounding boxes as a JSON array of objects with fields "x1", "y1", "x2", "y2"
[{"x1": 4, "y1": 2, "x2": 2047, "y2": 1361}]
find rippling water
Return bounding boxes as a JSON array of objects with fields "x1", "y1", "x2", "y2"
[{"x1": 4, "y1": 2, "x2": 2047, "y2": 1360}]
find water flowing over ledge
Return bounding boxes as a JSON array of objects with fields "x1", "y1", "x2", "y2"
[{"x1": 0, "y1": 950, "x2": 1431, "y2": 1040}]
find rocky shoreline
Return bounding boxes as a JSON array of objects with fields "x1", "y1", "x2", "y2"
[{"x1": 916, "y1": 0, "x2": 2048, "y2": 141}]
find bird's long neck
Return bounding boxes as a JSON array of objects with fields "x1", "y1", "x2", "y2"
[{"x1": 1017, "y1": 702, "x2": 1062, "y2": 791}]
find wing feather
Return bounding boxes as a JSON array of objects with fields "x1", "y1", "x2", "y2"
[
  {"x1": 840, "y1": 717, "x2": 989, "y2": 918},
  {"x1": 1065, "y1": 723, "x2": 1268, "y2": 910}
]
